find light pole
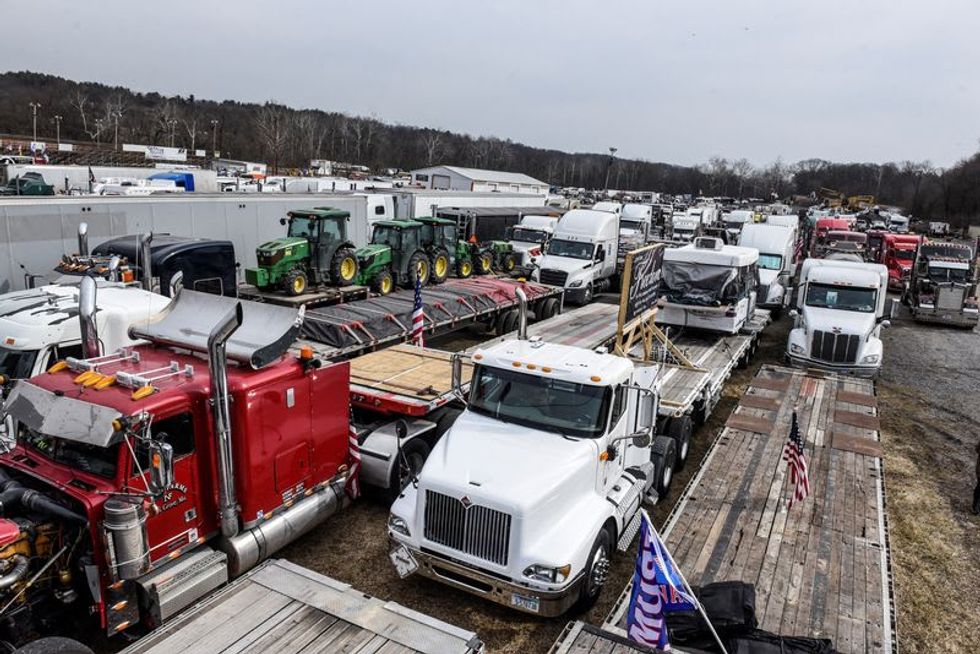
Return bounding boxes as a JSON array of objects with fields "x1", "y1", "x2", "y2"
[
  {"x1": 168, "y1": 119, "x2": 178, "y2": 147},
  {"x1": 52, "y1": 115, "x2": 63, "y2": 145},
  {"x1": 113, "y1": 111, "x2": 122, "y2": 150},
  {"x1": 29, "y1": 102, "x2": 41, "y2": 142},
  {"x1": 210, "y1": 119, "x2": 219, "y2": 156},
  {"x1": 603, "y1": 146, "x2": 617, "y2": 191}
]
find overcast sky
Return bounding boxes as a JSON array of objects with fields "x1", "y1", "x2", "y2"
[{"x1": 2, "y1": 0, "x2": 977, "y2": 167}]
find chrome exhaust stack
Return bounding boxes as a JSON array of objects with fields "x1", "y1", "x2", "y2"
[
  {"x1": 208, "y1": 302, "x2": 244, "y2": 539},
  {"x1": 77, "y1": 222, "x2": 89, "y2": 256},
  {"x1": 516, "y1": 287, "x2": 528, "y2": 340},
  {"x1": 79, "y1": 275, "x2": 100, "y2": 358},
  {"x1": 139, "y1": 232, "x2": 154, "y2": 292}
]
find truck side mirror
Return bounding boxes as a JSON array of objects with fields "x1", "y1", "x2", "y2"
[
  {"x1": 788, "y1": 309, "x2": 799, "y2": 318},
  {"x1": 148, "y1": 440, "x2": 174, "y2": 495},
  {"x1": 631, "y1": 432, "x2": 652, "y2": 448},
  {"x1": 279, "y1": 217, "x2": 287, "y2": 226},
  {"x1": 450, "y1": 353, "x2": 467, "y2": 405}
]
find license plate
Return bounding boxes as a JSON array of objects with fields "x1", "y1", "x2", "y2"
[
  {"x1": 510, "y1": 592, "x2": 540, "y2": 613},
  {"x1": 388, "y1": 544, "x2": 418, "y2": 579}
]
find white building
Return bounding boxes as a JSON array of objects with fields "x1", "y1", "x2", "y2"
[{"x1": 409, "y1": 165, "x2": 548, "y2": 195}]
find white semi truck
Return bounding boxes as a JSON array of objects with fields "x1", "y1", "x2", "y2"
[
  {"x1": 786, "y1": 259, "x2": 890, "y2": 377},
  {"x1": 738, "y1": 223, "x2": 796, "y2": 316},
  {"x1": 387, "y1": 298, "x2": 671, "y2": 617},
  {"x1": 507, "y1": 214, "x2": 563, "y2": 269},
  {"x1": 533, "y1": 209, "x2": 619, "y2": 304}
]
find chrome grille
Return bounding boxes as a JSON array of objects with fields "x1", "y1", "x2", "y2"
[
  {"x1": 810, "y1": 330, "x2": 860, "y2": 364},
  {"x1": 538, "y1": 269, "x2": 568, "y2": 287},
  {"x1": 936, "y1": 286, "x2": 965, "y2": 311},
  {"x1": 423, "y1": 490, "x2": 511, "y2": 566}
]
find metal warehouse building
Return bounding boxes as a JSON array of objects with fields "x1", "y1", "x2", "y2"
[{"x1": 409, "y1": 165, "x2": 548, "y2": 195}]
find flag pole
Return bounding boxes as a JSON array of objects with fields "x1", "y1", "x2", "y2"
[{"x1": 645, "y1": 511, "x2": 729, "y2": 654}]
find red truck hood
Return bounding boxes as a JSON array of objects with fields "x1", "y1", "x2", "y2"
[{"x1": 1, "y1": 446, "x2": 114, "y2": 519}]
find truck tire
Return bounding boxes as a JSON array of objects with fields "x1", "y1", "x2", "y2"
[
  {"x1": 405, "y1": 252, "x2": 431, "y2": 288},
  {"x1": 456, "y1": 258, "x2": 473, "y2": 279},
  {"x1": 497, "y1": 309, "x2": 519, "y2": 336},
  {"x1": 651, "y1": 436, "x2": 677, "y2": 497},
  {"x1": 582, "y1": 283, "x2": 594, "y2": 304},
  {"x1": 430, "y1": 248, "x2": 451, "y2": 284},
  {"x1": 573, "y1": 527, "x2": 612, "y2": 613},
  {"x1": 501, "y1": 252, "x2": 518, "y2": 273},
  {"x1": 330, "y1": 247, "x2": 359, "y2": 286},
  {"x1": 538, "y1": 297, "x2": 560, "y2": 321},
  {"x1": 666, "y1": 415, "x2": 693, "y2": 471},
  {"x1": 477, "y1": 252, "x2": 493, "y2": 275},
  {"x1": 13, "y1": 637, "x2": 94, "y2": 654},
  {"x1": 372, "y1": 268, "x2": 394, "y2": 295},
  {"x1": 285, "y1": 269, "x2": 308, "y2": 296},
  {"x1": 388, "y1": 437, "x2": 431, "y2": 500}
]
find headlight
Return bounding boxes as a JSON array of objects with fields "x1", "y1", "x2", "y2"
[
  {"x1": 388, "y1": 513, "x2": 410, "y2": 537},
  {"x1": 790, "y1": 343, "x2": 805, "y2": 355},
  {"x1": 568, "y1": 280, "x2": 583, "y2": 288},
  {"x1": 861, "y1": 354, "x2": 880, "y2": 364},
  {"x1": 523, "y1": 563, "x2": 571, "y2": 583}
]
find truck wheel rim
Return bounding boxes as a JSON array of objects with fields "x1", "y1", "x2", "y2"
[
  {"x1": 341, "y1": 258, "x2": 356, "y2": 279},
  {"x1": 436, "y1": 257, "x2": 448, "y2": 277},
  {"x1": 590, "y1": 545, "x2": 610, "y2": 590},
  {"x1": 662, "y1": 465, "x2": 672, "y2": 488}
]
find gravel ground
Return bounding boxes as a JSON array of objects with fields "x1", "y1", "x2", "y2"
[
  {"x1": 279, "y1": 307, "x2": 793, "y2": 653},
  {"x1": 876, "y1": 303, "x2": 980, "y2": 653}
]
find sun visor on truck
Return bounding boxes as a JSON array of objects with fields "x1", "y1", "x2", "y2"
[
  {"x1": 5, "y1": 381, "x2": 123, "y2": 447},
  {"x1": 129, "y1": 289, "x2": 304, "y2": 369}
]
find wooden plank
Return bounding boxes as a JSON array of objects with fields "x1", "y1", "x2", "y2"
[
  {"x1": 834, "y1": 409, "x2": 880, "y2": 431},
  {"x1": 750, "y1": 375, "x2": 792, "y2": 392},
  {"x1": 724, "y1": 412, "x2": 775, "y2": 435},
  {"x1": 831, "y1": 431, "x2": 884, "y2": 458},
  {"x1": 739, "y1": 393, "x2": 781, "y2": 411},
  {"x1": 836, "y1": 390, "x2": 876, "y2": 407}
]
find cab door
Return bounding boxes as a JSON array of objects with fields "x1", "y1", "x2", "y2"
[{"x1": 127, "y1": 411, "x2": 207, "y2": 564}]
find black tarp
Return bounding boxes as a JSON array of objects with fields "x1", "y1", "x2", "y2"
[{"x1": 662, "y1": 262, "x2": 739, "y2": 307}]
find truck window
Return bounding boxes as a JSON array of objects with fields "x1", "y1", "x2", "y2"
[
  {"x1": 609, "y1": 385, "x2": 628, "y2": 428},
  {"x1": 928, "y1": 265, "x2": 968, "y2": 283},
  {"x1": 320, "y1": 219, "x2": 343, "y2": 242},
  {"x1": 546, "y1": 239, "x2": 594, "y2": 260},
  {"x1": 132, "y1": 412, "x2": 195, "y2": 474},
  {"x1": 288, "y1": 217, "x2": 318, "y2": 239},
  {"x1": 193, "y1": 277, "x2": 225, "y2": 295},
  {"x1": 758, "y1": 254, "x2": 783, "y2": 271},
  {"x1": 23, "y1": 429, "x2": 119, "y2": 479},
  {"x1": 374, "y1": 205, "x2": 386, "y2": 215},
  {"x1": 372, "y1": 225, "x2": 401, "y2": 250},
  {"x1": 805, "y1": 283, "x2": 876, "y2": 313},
  {"x1": 0, "y1": 348, "x2": 40, "y2": 378},
  {"x1": 510, "y1": 228, "x2": 547, "y2": 244},
  {"x1": 468, "y1": 365, "x2": 612, "y2": 439}
]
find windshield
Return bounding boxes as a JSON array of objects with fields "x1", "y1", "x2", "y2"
[
  {"x1": 511, "y1": 227, "x2": 548, "y2": 244},
  {"x1": 0, "y1": 348, "x2": 39, "y2": 378},
  {"x1": 23, "y1": 428, "x2": 119, "y2": 479},
  {"x1": 372, "y1": 225, "x2": 401, "y2": 249},
  {"x1": 546, "y1": 239, "x2": 594, "y2": 260},
  {"x1": 620, "y1": 220, "x2": 645, "y2": 232},
  {"x1": 758, "y1": 254, "x2": 783, "y2": 271},
  {"x1": 928, "y1": 265, "x2": 969, "y2": 283},
  {"x1": 288, "y1": 217, "x2": 317, "y2": 239},
  {"x1": 894, "y1": 249, "x2": 915, "y2": 262},
  {"x1": 468, "y1": 365, "x2": 611, "y2": 438},
  {"x1": 805, "y1": 282, "x2": 876, "y2": 313}
]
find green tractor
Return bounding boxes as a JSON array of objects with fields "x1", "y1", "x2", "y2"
[
  {"x1": 355, "y1": 220, "x2": 434, "y2": 295},
  {"x1": 442, "y1": 212, "x2": 517, "y2": 274},
  {"x1": 245, "y1": 207, "x2": 360, "y2": 296},
  {"x1": 414, "y1": 216, "x2": 484, "y2": 279}
]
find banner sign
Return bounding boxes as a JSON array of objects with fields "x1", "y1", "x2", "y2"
[
  {"x1": 145, "y1": 145, "x2": 187, "y2": 162},
  {"x1": 618, "y1": 244, "x2": 665, "y2": 332}
]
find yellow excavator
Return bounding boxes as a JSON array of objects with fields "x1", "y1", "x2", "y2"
[{"x1": 818, "y1": 187, "x2": 875, "y2": 211}]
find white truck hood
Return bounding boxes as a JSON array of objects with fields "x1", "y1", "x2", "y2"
[
  {"x1": 536, "y1": 255, "x2": 591, "y2": 275},
  {"x1": 421, "y1": 410, "x2": 598, "y2": 520},
  {"x1": 802, "y1": 306, "x2": 877, "y2": 336}
]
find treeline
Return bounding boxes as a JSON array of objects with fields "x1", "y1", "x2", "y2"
[{"x1": 1, "y1": 71, "x2": 978, "y2": 224}]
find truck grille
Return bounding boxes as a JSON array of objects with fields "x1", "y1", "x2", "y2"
[
  {"x1": 810, "y1": 330, "x2": 860, "y2": 364},
  {"x1": 538, "y1": 269, "x2": 568, "y2": 287},
  {"x1": 423, "y1": 490, "x2": 512, "y2": 566},
  {"x1": 936, "y1": 286, "x2": 965, "y2": 311}
]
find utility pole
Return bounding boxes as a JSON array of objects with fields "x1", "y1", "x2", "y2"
[
  {"x1": 169, "y1": 119, "x2": 178, "y2": 147},
  {"x1": 603, "y1": 146, "x2": 617, "y2": 191},
  {"x1": 113, "y1": 111, "x2": 121, "y2": 150},
  {"x1": 52, "y1": 115, "x2": 63, "y2": 145},
  {"x1": 210, "y1": 119, "x2": 219, "y2": 156},
  {"x1": 29, "y1": 102, "x2": 41, "y2": 142}
]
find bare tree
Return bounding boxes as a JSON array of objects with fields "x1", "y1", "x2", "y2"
[
  {"x1": 183, "y1": 115, "x2": 199, "y2": 152},
  {"x1": 419, "y1": 130, "x2": 445, "y2": 166},
  {"x1": 71, "y1": 91, "x2": 107, "y2": 142},
  {"x1": 255, "y1": 102, "x2": 290, "y2": 173},
  {"x1": 731, "y1": 158, "x2": 753, "y2": 198}
]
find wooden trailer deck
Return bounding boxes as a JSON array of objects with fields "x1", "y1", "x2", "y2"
[
  {"x1": 605, "y1": 365, "x2": 897, "y2": 654},
  {"x1": 122, "y1": 559, "x2": 484, "y2": 654},
  {"x1": 550, "y1": 621, "x2": 661, "y2": 654}
]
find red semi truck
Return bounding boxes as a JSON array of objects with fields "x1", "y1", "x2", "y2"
[
  {"x1": 880, "y1": 233, "x2": 925, "y2": 290},
  {"x1": 0, "y1": 287, "x2": 354, "y2": 646}
]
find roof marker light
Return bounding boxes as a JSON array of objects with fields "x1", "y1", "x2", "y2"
[
  {"x1": 131, "y1": 385, "x2": 154, "y2": 401},
  {"x1": 590, "y1": 375, "x2": 602, "y2": 382},
  {"x1": 512, "y1": 361, "x2": 522, "y2": 367},
  {"x1": 48, "y1": 360, "x2": 68, "y2": 374}
]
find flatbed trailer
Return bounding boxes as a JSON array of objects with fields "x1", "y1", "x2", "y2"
[
  {"x1": 549, "y1": 621, "x2": 659, "y2": 654},
  {"x1": 239, "y1": 282, "x2": 369, "y2": 308},
  {"x1": 121, "y1": 559, "x2": 484, "y2": 654},
  {"x1": 297, "y1": 277, "x2": 563, "y2": 361},
  {"x1": 601, "y1": 365, "x2": 897, "y2": 654}
]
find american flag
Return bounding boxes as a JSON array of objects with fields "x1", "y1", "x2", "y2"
[
  {"x1": 411, "y1": 265, "x2": 425, "y2": 347},
  {"x1": 344, "y1": 414, "x2": 361, "y2": 500},
  {"x1": 782, "y1": 410, "x2": 810, "y2": 509},
  {"x1": 793, "y1": 236, "x2": 805, "y2": 263}
]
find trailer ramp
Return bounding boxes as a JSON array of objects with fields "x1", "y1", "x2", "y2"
[
  {"x1": 604, "y1": 366, "x2": 897, "y2": 653},
  {"x1": 122, "y1": 559, "x2": 484, "y2": 654}
]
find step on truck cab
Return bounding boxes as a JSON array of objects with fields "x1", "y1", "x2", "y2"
[
  {"x1": 905, "y1": 241, "x2": 979, "y2": 328},
  {"x1": 533, "y1": 209, "x2": 619, "y2": 305},
  {"x1": 786, "y1": 259, "x2": 890, "y2": 378},
  {"x1": 387, "y1": 295, "x2": 668, "y2": 617},
  {"x1": 0, "y1": 286, "x2": 353, "y2": 646},
  {"x1": 658, "y1": 237, "x2": 760, "y2": 334},
  {"x1": 738, "y1": 223, "x2": 795, "y2": 315}
]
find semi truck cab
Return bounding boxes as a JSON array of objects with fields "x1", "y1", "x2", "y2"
[
  {"x1": 533, "y1": 209, "x2": 619, "y2": 304},
  {"x1": 388, "y1": 320, "x2": 670, "y2": 617}
]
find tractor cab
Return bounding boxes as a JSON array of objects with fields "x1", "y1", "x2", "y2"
[{"x1": 245, "y1": 207, "x2": 359, "y2": 296}]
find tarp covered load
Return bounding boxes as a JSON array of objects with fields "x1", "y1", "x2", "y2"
[
  {"x1": 662, "y1": 262, "x2": 740, "y2": 307},
  {"x1": 301, "y1": 278, "x2": 556, "y2": 353}
]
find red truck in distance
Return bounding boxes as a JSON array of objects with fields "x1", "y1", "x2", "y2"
[
  {"x1": 879, "y1": 233, "x2": 925, "y2": 290},
  {"x1": 0, "y1": 284, "x2": 353, "y2": 646}
]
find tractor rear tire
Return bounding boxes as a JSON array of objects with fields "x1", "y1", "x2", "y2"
[
  {"x1": 430, "y1": 248, "x2": 450, "y2": 284},
  {"x1": 285, "y1": 269, "x2": 308, "y2": 296},
  {"x1": 501, "y1": 252, "x2": 518, "y2": 274},
  {"x1": 456, "y1": 258, "x2": 473, "y2": 279},
  {"x1": 372, "y1": 269, "x2": 395, "y2": 295},
  {"x1": 330, "y1": 248, "x2": 359, "y2": 287},
  {"x1": 406, "y1": 252, "x2": 431, "y2": 288},
  {"x1": 477, "y1": 252, "x2": 493, "y2": 275}
]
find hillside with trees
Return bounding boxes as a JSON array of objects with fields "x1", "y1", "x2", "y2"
[{"x1": 1, "y1": 71, "x2": 978, "y2": 224}]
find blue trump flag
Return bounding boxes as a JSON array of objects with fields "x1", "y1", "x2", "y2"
[{"x1": 626, "y1": 512, "x2": 697, "y2": 650}]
